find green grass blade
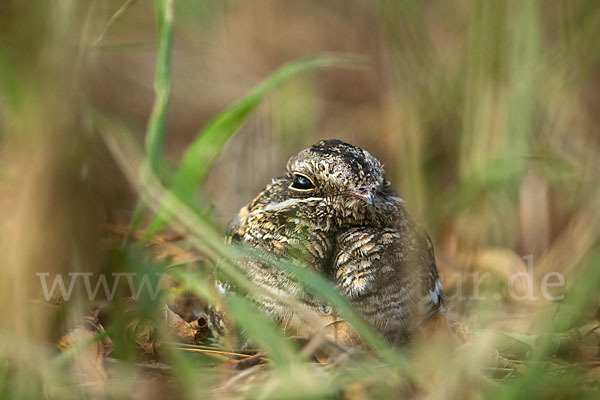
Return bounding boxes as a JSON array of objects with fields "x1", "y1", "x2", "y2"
[
  {"x1": 145, "y1": 0, "x2": 174, "y2": 176},
  {"x1": 270, "y1": 258, "x2": 407, "y2": 368},
  {"x1": 226, "y1": 293, "x2": 303, "y2": 368},
  {"x1": 124, "y1": 0, "x2": 174, "y2": 244},
  {"x1": 92, "y1": 0, "x2": 139, "y2": 47},
  {"x1": 144, "y1": 54, "x2": 364, "y2": 236}
]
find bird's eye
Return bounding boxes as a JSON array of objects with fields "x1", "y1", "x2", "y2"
[{"x1": 290, "y1": 173, "x2": 315, "y2": 191}]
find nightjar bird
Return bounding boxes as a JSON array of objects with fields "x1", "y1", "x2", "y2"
[{"x1": 224, "y1": 139, "x2": 444, "y2": 344}]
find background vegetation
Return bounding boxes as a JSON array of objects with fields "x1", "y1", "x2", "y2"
[{"x1": 1, "y1": 0, "x2": 600, "y2": 398}]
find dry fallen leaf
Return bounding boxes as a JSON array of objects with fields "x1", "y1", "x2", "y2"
[{"x1": 57, "y1": 314, "x2": 112, "y2": 395}]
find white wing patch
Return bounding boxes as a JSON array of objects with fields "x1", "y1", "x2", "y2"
[
  {"x1": 421, "y1": 278, "x2": 444, "y2": 315},
  {"x1": 428, "y1": 279, "x2": 443, "y2": 305}
]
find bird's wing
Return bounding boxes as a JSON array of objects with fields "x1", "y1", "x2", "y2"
[
  {"x1": 333, "y1": 223, "x2": 444, "y2": 340},
  {"x1": 413, "y1": 224, "x2": 445, "y2": 319},
  {"x1": 333, "y1": 227, "x2": 420, "y2": 338}
]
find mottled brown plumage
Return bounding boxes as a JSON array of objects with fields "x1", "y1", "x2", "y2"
[{"x1": 223, "y1": 139, "x2": 443, "y2": 343}]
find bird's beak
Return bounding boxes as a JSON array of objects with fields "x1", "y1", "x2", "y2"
[{"x1": 348, "y1": 186, "x2": 376, "y2": 207}]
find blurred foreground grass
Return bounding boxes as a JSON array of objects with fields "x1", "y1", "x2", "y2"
[{"x1": 1, "y1": 0, "x2": 600, "y2": 399}]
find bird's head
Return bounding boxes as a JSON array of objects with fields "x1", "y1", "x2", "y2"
[{"x1": 265, "y1": 139, "x2": 402, "y2": 230}]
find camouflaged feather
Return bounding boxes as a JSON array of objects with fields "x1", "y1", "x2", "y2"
[{"x1": 225, "y1": 139, "x2": 444, "y2": 343}]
